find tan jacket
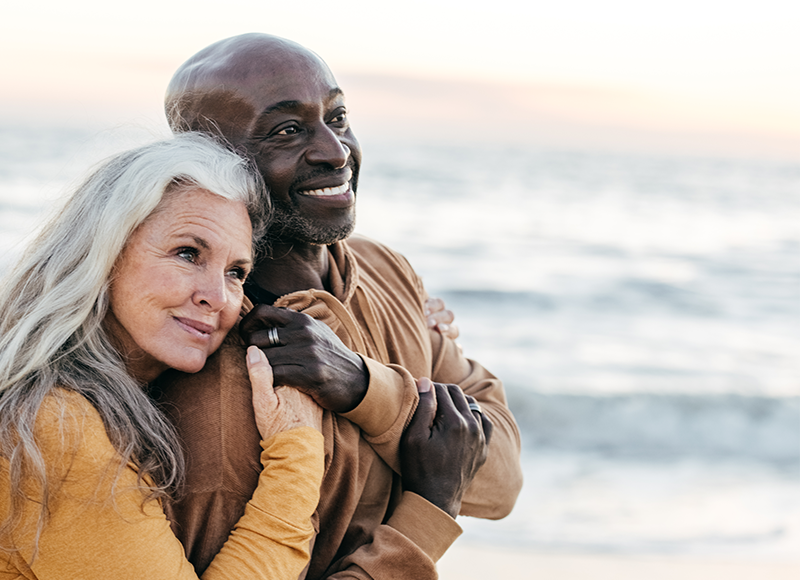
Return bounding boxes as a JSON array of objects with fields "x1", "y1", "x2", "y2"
[
  {"x1": 155, "y1": 235, "x2": 524, "y2": 579},
  {"x1": 0, "y1": 389, "x2": 324, "y2": 579}
]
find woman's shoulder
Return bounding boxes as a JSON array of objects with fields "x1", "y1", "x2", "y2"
[{"x1": 35, "y1": 388, "x2": 118, "y2": 471}]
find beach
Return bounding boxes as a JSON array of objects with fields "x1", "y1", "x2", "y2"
[
  {"x1": 438, "y1": 542, "x2": 800, "y2": 580},
  {"x1": 1, "y1": 125, "x2": 798, "y2": 571}
]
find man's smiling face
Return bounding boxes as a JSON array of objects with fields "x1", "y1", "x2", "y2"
[
  {"x1": 242, "y1": 50, "x2": 361, "y2": 246},
  {"x1": 167, "y1": 36, "x2": 362, "y2": 246}
]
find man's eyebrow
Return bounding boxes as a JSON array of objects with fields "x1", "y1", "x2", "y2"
[
  {"x1": 256, "y1": 89, "x2": 344, "y2": 118},
  {"x1": 257, "y1": 100, "x2": 303, "y2": 118}
]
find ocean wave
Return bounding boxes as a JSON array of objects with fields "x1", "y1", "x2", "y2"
[{"x1": 507, "y1": 389, "x2": 800, "y2": 464}]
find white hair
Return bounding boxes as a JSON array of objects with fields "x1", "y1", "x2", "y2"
[{"x1": 0, "y1": 132, "x2": 267, "y2": 556}]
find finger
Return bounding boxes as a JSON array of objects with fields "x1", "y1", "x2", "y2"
[
  {"x1": 430, "y1": 308, "x2": 455, "y2": 326},
  {"x1": 445, "y1": 383, "x2": 471, "y2": 413},
  {"x1": 464, "y1": 393, "x2": 492, "y2": 444},
  {"x1": 480, "y1": 412, "x2": 494, "y2": 446},
  {"x1": 424, "y1": 297, "x2": 445, "y2": 317},
  {"x1": 427, "y1": 306, "x2": 454, "y2": 332},
  {"x1": 247, "y1": 324, "x2": 302, "y2": 350},
  {"x1": 407, "y1": 378, "x2": 437, "y2": 434},
  {"x1": 464, "y1": 394, "x2": 482, "y2": 419},
  {"x1": 431, "y1": 382, "x2": 463, "y2": 426},
  {"x1": 239, "y1": 304, "x2": 297, "y2": 342},
  {"x1": 246, "y1": 345, "x2": 278, "y2": 414},
  {"x1": 436, "y1": 322, "x2": 460, "y2": 340}
]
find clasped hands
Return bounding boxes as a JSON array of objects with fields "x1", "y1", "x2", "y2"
[{"x1": 240, "y1": 300, "x2": 490, "y2": 519}]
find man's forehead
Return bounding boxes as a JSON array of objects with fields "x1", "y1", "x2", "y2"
[
  {"x1": 207, "y1": 47, "x2": 340, "y2": 105},
  {"x1": 166, "y1": 34, "x2": 347, "y2": 139}
]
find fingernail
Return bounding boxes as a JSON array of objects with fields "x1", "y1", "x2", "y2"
[
  {"x1": 417, "y1": 377, "x2": 432, "y2": 393},
  {"x1": 427, "y1": 317, "x2": 435, "y2": 327},
  {"x1": 247, "y1": 345, "x2": 261, "y2": 365},
  {"x1": 424, "y1": 308, "x2": 431, "y2": 316},
  {"x1": 439, "y1": 323, "x2": 449, "y2": 332}
]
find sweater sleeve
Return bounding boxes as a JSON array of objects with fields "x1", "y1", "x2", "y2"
[
  {"x1": 7, "y1": 392, "x2": 323, "y2": 580},
  {"x1": 322, "y1": 492, "x2": 462, "y2": 580}
]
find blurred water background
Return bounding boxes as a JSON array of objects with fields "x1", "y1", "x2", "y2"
[{"x1": 1, "y1": 122, "x2": 798, "y2": 560}]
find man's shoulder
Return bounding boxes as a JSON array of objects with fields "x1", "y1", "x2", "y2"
[
  {"x1": 344, "y1": 234, "x2": 416, "y2": 278},
  {"x1": 345, "y1": 233, "x2": 396, "y2": 255}
]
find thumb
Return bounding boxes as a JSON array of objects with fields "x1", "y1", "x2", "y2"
[
  {"x1": 407, "y1": 377, "x2": 436, "y2": 433},
  {"x1": 247, "y1": 345, "x2": 278, "y2": 415}
]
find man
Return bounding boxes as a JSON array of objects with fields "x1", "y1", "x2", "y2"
[{"x1": 155, "y1": 33, "x2": 523, "y2": 579}]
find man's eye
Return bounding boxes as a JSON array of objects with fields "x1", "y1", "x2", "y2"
[
  {"x1": 177, "y1": 248, "x2": 198, "y2": 262},
  {"x1": 276, "y1": 125, "x2": 300, "y2": 136},
  {"x1": 330, "y1": 111, "x2": 347, "y2": 124}
]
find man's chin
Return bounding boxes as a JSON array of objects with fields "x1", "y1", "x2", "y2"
[{"x1": 264, "y1": 214, "x2": 356, "y2": 247}]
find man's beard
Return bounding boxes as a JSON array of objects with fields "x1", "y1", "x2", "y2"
[{"x1": 263, "y1": 198, "x2": 356, "y2": 247}]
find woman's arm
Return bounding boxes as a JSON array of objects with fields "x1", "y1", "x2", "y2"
[{"x1": 5, "y1": 376, "x2": 323, "y2": 580}]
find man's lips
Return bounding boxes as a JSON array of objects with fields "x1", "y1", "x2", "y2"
[
  {"x1": 297, "y1": 181, "x2": 351, "y2": 197},
  {"x1": 174, "y1": 316, "x2": 215, "y2": 339}
]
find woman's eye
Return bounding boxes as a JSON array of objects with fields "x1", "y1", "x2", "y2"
[
  {"x1": 177, "y1": 248, "x2": 198, "y2": 262},
  {"x1": 227, "y1": 266, "x2": 248, "y2": 281}
]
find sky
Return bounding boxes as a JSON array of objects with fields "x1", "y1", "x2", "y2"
[{"x1": 2, "y1": 0, "x2": 799, "y2": 158}]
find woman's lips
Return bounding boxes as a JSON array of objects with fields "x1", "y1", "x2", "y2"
[{"x1": 174, "y1": 316, "x2": 215, "y2": 339}]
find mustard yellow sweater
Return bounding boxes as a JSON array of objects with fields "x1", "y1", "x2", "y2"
[{"x1": 0, "y1": 389, "x2": 324, "y2": 580}]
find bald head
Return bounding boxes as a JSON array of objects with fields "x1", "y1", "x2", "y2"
[
  {"x1": 165, "y1": 33, "x2": 362, "y2": 247},
  {"x1": 166, "y1": 33, "x2": 334, "y2": 143}
]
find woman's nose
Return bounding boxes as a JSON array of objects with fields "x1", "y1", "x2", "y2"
[{"x1": 193, "y1": 272, "x2": 228, "y2": 312}]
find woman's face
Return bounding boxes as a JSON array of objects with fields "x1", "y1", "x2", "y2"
[{"x1": 106, "y1": 187, "x2": 253, "y2": 382}]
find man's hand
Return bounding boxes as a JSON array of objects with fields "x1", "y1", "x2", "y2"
[
  {"x1": 425, "y1": 297, "x2": 459, "y2": 340},
  {"x1": 400, "y1": 378, "x2": 493, "y2": 519},
  {"x1": 240, "y1": 304, "x2": 369, "y2": 414}
]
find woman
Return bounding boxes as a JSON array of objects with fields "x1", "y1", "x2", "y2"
[{"x1": 0, "y1": 134, "x2": 324, "y2": 579}]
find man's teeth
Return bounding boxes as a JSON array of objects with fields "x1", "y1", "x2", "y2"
[{"x1": 301, "y1": 182, "x2": 349, "y2": 197}]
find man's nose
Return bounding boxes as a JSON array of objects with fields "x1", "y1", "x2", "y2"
[{"x1": 305, "y1": 124, "x2": 350, "y2": 169}]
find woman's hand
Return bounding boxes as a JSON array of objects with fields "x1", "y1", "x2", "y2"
[
  {"x1": 246, "y1": 345, "x2": 323, "y2": 441},
  {"x1": 425, "y1": 297, "x2": 459, "y2": 340}
]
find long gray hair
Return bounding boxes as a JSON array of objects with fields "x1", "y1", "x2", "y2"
[{"x1": 0, "y1": 132, "x2": 267, "y2": 554}]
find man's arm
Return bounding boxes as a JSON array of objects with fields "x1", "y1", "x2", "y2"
[
  {"x1": 320, "y1": 379, "x2": 491, "y2": 580},
  {"x1": 428, "y1": 329, "x2": 523, "y2": 519},
  {"x1": 340, "y1": 331, "x2": 523, "y2": 521},
  {"x1": 240, "y1": 301, "x2": 523, "y2": 521}
]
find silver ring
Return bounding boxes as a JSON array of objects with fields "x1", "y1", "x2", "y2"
[
  {"x1": 468, "y1": 402, "x2": 482, "y2": 414},
  {"x1": 267, "y1": 327, "x2": 281, "y2": 347}
]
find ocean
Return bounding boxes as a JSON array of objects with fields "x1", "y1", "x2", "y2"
[{"x1": 1, "y1": 122, "x2": 798, "y2": 560}]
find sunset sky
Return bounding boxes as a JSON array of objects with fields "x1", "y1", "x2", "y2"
[{"x1": 2, "y1": 0, "x2": 799, "y2": 158}]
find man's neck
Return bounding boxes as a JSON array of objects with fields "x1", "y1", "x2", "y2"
[{"x1": 249, "y1": 240, "x2": 331, "y2": 297}]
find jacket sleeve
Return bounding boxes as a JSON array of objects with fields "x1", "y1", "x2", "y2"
[
  {"x1": 343, "y1": 236, "x2": 523, "y2": 520},
  {"x1": 428, "y1": 329, "x2": 524, "y2": 519},
  {"x1": 9, "y1": 392, "x2": 323, "y2": 580},
  {"x1": 320, "y1": 492, "x2": 462, "y2": 580},
  {"x1": 339, "y1": 313, "x2": 522, "y2": 520}
]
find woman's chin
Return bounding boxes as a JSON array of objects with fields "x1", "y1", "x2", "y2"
[{"x1": 167, "y1": 353, "x2": 209, "y2": 375}]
